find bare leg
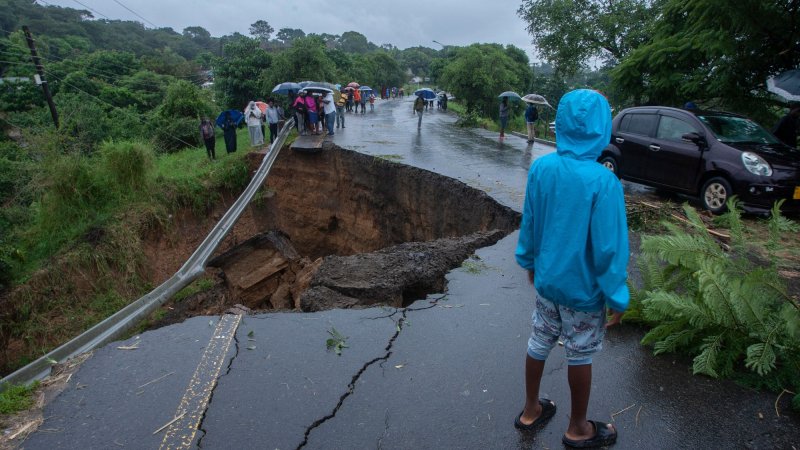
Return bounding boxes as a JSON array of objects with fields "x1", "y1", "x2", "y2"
[
  {"x1": 519, "y1": 355, "x2": 545, "y2": 425},
  {"x1": 564, "y1": 363, "x2": 614, "y2": 440}
]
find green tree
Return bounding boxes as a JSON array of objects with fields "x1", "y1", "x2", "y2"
[
  {"x1": 275, "y1": 28, "x2": 305, "y2": 46},
  {"x1": 141, "y1": 47, "x2": 198, "y2": 79},
  {"x1": 440, "y1": 44, "x2": 527, "y2": 116},
  {"x1": 338, "y1": 31, "x2": 371, "y2": 53},
  {"x1": 517, "y1": 0, "x2": 659, "y2": 76},
  {"x1": 261, "y1": 37, "x2": 336, "y2": 91},
  {"x1": 400, "y1": 47, "x2": 433, "y2": 77},
  {"x1": 213, "y1": 36, "x2": 271, "y2": 109},
  {"x1": 154, "y1": 80, "x2": 213, "y2": 151},
  {"x1": 365, "y1": 52, "x2": 405, "y2": 90},
  {"x1": 612, "y1": 0, "x2": 800, "y2": 121},
  {"x1": 249, "y1": 20, "x2": 274, "y2": 43}
]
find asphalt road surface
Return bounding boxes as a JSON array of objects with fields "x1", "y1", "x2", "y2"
[{"x1": 19, "y1": 98, "x2": 798, "y2": 450}]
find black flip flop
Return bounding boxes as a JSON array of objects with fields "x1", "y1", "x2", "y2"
[
  {"x1": 513, "y1": 399, "x2": 556, "y2": 431},
  {"x1": 562, "y1": 420, "x2": 618, "y2": 448}
]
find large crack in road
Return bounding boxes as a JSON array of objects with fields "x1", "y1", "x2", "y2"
[{"x1": 297, "y1": 295, "x2": 446, "y2": 449}]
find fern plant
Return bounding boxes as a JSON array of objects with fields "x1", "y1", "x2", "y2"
[{"x1": 634, "y1": 200, "x2": 800, "y2": 408}]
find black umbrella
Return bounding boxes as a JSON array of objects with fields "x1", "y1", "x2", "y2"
[{"x1": 767, "y1": 69, "x2": 800, "y2": 102}]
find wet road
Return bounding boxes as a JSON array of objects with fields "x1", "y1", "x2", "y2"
[
  {"x1": 19, "y1": 99, "x2": 798, "y2": 449},
  {"x1": 330, "y1": 98, "x2": 550, "y2": 211}
]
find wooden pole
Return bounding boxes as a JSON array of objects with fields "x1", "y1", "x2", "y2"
[{"x1": 22, "y1": 26, "x2": 59, "y2": 129}]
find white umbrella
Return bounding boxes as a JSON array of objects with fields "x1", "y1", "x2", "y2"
[
  {"x1": 767, "y1": 69, "x2": 800, "y2": 102},
  {"x1": 522, "y1": 94, "x2": 553, "y2": 108}
]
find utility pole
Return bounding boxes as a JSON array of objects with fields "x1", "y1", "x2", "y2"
[{"x1": 22, "y1": 26, "x2": 59, "y2": 129}]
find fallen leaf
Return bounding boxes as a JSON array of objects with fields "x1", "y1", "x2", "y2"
[{"x1": 394, "y1": 364, "x2": 405, "y2": 369}]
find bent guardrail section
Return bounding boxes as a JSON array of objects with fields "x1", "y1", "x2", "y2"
[{"x1": 1, "y1": 119, "x2": 296, "y2": 388}]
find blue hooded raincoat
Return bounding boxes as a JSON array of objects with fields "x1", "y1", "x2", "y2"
[{"x1": 515, "y1": 89, "x2": 629, "y2": 313}]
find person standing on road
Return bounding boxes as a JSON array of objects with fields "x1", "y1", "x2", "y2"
[
  {"x1": 322, "y1": 90, "x2": 336, "y2": 136},
  {"x1": 499, "y1": 96, "x2": 510, "y2": 138},
  {"x1": 336, "y1": 89, "x2": 348, "y2": 128},
  {"x1": 514, "y1": 89, "x2": 628, "y2": 449},
  {"x1": 414, "y1": 94, "x2": 425, "y2": 129},
  {"x1": 360, "y1": 90, "x2": 367, "y2": 114},
  {"x1": 524, "y1": 103, "x2": 539, "y2": 143},
  {"x1": 369, "y1": 93, "x2": 375, "y2": 112},
  {"x1": 199, "y1": 117, "x2": 216, "y2": 160},
  {"x1": 244, "y1": 101, "x2": 264, "y2": 147},
  {"x1": 772, "y1": 105, "x2": 800, "y2": 148}
]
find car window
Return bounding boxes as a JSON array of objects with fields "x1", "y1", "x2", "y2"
[
  {"x1": 656, "y1": 116, "x2": 697, "y2": 141},
  {"x1": 697, "y1": 115, "x2": 780, "y2": 144},
  {"x1": 619, "y1": 113, "x2": 656, "y2": 136}
]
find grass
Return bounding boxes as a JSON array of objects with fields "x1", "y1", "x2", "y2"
[
  {"x1": 0, "y1": 381, "x2": 39, "y2": 414},
  {"x1": 173, "y1": 277, "x2": 216, "y2": 302},
  {"x1": 448, "y1": 100, "x2": 556, "y2": 140},
  {"x1": 1, "y1": 129, "x2": 260, "y2": 375}
]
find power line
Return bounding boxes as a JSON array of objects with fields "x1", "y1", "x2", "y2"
[
  {"x1": 111, "y1": 0, "x2": 158, "y2": 29},
  {"x1": 44, "y1": 69, "x2": 199, "y2": 148},
  {"x1": 72, "y1": 0, "x2": 111, "y2": 20}
]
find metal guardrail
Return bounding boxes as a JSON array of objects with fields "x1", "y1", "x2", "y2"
[{"x1": 0, "y1": 119, "x2": 296, "y2": 388}]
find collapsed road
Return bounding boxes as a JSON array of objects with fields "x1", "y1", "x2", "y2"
[{"x1": 13, "y1": 98, "x2": 799, "y2": 450}]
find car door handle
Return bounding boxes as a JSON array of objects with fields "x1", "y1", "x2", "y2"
[
  {"x1": 615, "y1": 138, "x2": 625, "y2": 144},
  {"x1": 649, "y1": 144, "x2": 661, "y2": 151}
]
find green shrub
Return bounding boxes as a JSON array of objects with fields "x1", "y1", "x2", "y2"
[
  {"x1": 99, "y1": 140, "x2": 154, "y2": 193},
  {"x1": 151, "y1": 117, "x2": 201, "y2": 153},
  {"x1": 455, "y1": 109, "x2": 482, "y2": 128},
  {"x1": 0, "y1": 381, "x2": 39, "y2": 414},
  {"x1": 632, "y1": 200, "x2": 800, "y2": 408},
  {"x1": 39, "y1": 155, "x2": 107, "y2": 227}
]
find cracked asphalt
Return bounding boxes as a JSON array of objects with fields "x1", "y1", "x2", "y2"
[{"x1": 20, "y1": 98, "x2": 799, "y2": 449}]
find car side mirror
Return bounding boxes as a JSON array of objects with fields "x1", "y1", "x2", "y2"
[{"x1": 682, "y1": 132, "x2": 705, "y2": 146}]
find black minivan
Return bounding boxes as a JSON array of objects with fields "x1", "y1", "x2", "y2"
[{"x1": 598, "y1": 106, "x2": 800, "y2": 214}]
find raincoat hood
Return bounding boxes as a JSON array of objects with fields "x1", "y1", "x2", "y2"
[{"x1": 555, "y1": 89, "x2": 611, "y2": 161}]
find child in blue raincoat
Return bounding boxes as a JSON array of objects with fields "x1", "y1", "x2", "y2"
[{"x1": 514, "y1": 89, "x2": 628, "y2": 448}]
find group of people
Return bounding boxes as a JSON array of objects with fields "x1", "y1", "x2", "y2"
[
  {"x1": 498, "y1": 96, "x2": 539, "y2": 143},
  {"x1": 292, "y1": 90, "x2": 337, "y2": 136},
  {"x1": 198, "y1": 99, "x2": 285, "y2": 161},
  {"x1": 198, "y1": 111, "x2": 240, "y2": 161},
  {"x1": 340, "y1": 88, "x2": 376, "y2": 114},
  {"x1": 382, "y1": 87, "x2": 404, "y2": 99},
  {"x1": 243, "y1": 99, "x2": 285, "y2": 148}
]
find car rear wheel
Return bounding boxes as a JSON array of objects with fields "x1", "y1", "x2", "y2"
[
  {"x1": 599, "y1": 155, "x2": 619, "y2": 177},
  {"x1": 701, "y1": 177, "x2": 732, "y2": 214}
]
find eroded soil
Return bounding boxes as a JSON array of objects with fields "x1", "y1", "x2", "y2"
[{"x1": 145, "y1": 145, "x2": 521, "y2": 326}]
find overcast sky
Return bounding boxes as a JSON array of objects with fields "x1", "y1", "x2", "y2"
[{"x1": 41, "y1": 0, "x2": 538, "y2": 59}]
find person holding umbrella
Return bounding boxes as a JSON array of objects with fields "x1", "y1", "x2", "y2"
[
  {"x1": 525, "y1": 103, "x2": 539, "y2": 143},
  {"x1": 414, "y1": 93, "x2": 426, "y2": 129},
  {"x1": 499, "y1": 96, "x2": 510, "y2": 138},
  {"x1": 221, "y1": 110, "x2": 238, "y2": 154},
  {"x1": 772, "y1": 105, "x2": 800, "y2": 148}
]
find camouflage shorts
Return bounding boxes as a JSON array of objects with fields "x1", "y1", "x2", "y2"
[{"x1": 527, "y1": 294, "x2": 606, "y2": 365}]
